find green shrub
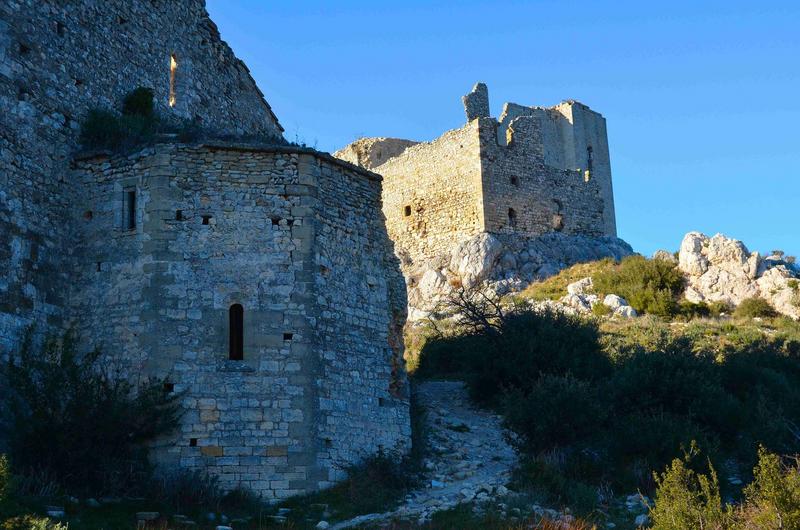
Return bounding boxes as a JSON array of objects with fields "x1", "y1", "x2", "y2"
[
  {"x1": 122, "y1": 87, "x2": 154, "y2": 118},
  {"x1": 650, "y1": 447, "x2": 800, "y2": 530},
  {"x1": 593, "y1": 255, "x2": 685, "y2": 317},
  {"x1": 503, "y1": 375, "x2": 606, "y2": 453},
  {"x1": 591, "y1": 302, "x2": 612, "y2": 317},
  {"x1": 1, "y1": 329, "x2": 182, "y2": 496},
  {"x1": 468, "y1": 309, "x2": 608, "y2": 405},
  {"x1": 517, "y1": 258, "x2": 616, "y2": 302},
  {"x1": 148, "y1": 469, "x2": 223, "y2": 515},
  {"x1": 512, "y1": 456, "x2": 599, "y2": 516},
  {"x1": 676, "y1": 300, "x2": 730, "y2": 320},
  {"x1": 739, "y1": 447, "x2": 800, "y2": 528},
  {"x1": 414, "y1": 333, "x2": 489, "y2": 380},
  {"x1": 650, "y1": 444, "x2": 731, "y2": 530},
  {"x1": 610, "y1": 349, "x2": 740, "y2": 438},
  {"x1": 80, "y1": 87, "x2": 159, "y2": 151},
  {"x1": 734, "y1": 297, "x2": 778, "y2": 319},
  {"x1": 0, "y1": 456, "x2": 8, "y2": 504},
  {"x1": 0, "y1": 516, "x2": 67, "y2": 530},
  {"x1": 418, "y1": 305, "x2": 608, "y2": 406},
  {"x1": 79, "y1": 109, "x2": 126, "y2": 149}
]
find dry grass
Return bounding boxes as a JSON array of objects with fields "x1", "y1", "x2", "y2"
[{"x1": 515, "y1": 259, "x2": 616, "y2": 302}]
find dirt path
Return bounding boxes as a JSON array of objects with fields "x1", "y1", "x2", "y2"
[{"x1": 330, "y1": 381, "x2": 517, "y2": 528}]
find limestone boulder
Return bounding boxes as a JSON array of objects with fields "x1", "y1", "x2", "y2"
[
  {"x1": 603, "y1": 294, "x2": 628, "y2": 310},
  {"x1": 678, "y1": 232, "x2": 710, "y2": 276},
  {"x1": 560, "y1": 293, "x2": 599, "y2": 313},
  {"x1": 567, "y1": 277, "x2": 593, "y2": 295},
  {"x1": 652, "y1": 249, "x2": 677, "y2": 263},
  {"x1": 417, "y1": 268, "x2": 449, "y2": 301},
  {"x1": 403, "y1": 231, "x2": 633, "y2": 319},
  {"x1": 678, "y1": 231, "x2": 799, "y2": 319},
  {"x1": 449, "y1": 233, "x2": 504, "y2": 289},
  {"x1": 613, "y1": 305, "x2": 638, "y2": 318}
]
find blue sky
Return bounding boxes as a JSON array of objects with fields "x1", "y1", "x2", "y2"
[{"x1": 206, "y1": 0, "x2": 799, "y2": 257}]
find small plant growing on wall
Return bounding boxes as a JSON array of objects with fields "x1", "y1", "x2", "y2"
[{"x1": 80, "y1": 87, "x2": 159, "y2": 151}]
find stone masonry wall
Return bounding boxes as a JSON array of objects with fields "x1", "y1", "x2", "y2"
[
  {"x1": 497, "y1": 101, "x2": 615, "y2": 236},
  {"x1": 479, "y1": 116, "x2": 606, "y2": 237},
  {"x1": 334, "y1": 85, "x2": 616, "y2": 269},
  {"x1": 311, "y1": 153, "x2": 411, "y2": 487},
  {"x1": 68, "y1": 143, "x2": 409, "y2": 499},
  {"x1": 0, "y1": 0, "x2": 283, "y2": 354},
  {"x1": 340, "y1": 122, "x2": 485, "y2": 264}
]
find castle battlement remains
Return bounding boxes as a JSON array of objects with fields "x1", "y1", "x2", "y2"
[{"x1": 335, "y1": 83, "x2": 617, "y2": 266}]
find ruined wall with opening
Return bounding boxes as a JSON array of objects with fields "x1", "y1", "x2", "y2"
[
  {"x1": 0, "y1": 0, "x2": 283, "y2": 354},
  {"x1": 480, "y1": 115, "x2": 606, "y2": 237},
  {"x1": 336, "y1": 122, "x2": 485, "y2": 265},
  {"x1": 68, "y1": 142, "x2": 409, "y2": 499},
  {"x1": 497, "y1": 101, "x2": 615, "y2": 236},
  {"x1": 334, "y1": 84, "x2": 616, "y2": 269}
]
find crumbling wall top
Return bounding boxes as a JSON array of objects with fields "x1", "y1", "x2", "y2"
[{"x1": 462, "y1": 82, "x2": 490, "y2": 121}]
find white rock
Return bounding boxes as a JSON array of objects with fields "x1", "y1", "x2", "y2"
[
  {"x1": 634, "y1": 514, "x2": 650, "y2": 526},
  {"x1": 603, "y1": 294, "x2": 629, "y2": 310},
  {"x1": 449, "y1": 233, "x2": 504, "y2": 288},
  {"x1": 417, "y1": 268, "x2": 448, "y2": 301},
  {"x1": 567, "y1": 277, "x2": 593, "y2": 295},
  {"x1": 679, "y1": 231, "x2": 799, "y2": 319},
  {"x1": 315, "y1": 522, "x2": 330, "y2": 530},
  {"x1": 614, "y1": 305, "x2": 638, "y2": 318},
  {"x1": 652, "y1": 249, "x2": 677, "y2": 263}
]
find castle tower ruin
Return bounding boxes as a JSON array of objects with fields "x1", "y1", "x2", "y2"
[{"x1": 335, "y1": 83, "x2": 618, "y2": 265}]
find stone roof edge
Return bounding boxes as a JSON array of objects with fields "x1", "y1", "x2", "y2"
[{"x1": 72, "y1": 140, "x2": 383, "y2": 182}]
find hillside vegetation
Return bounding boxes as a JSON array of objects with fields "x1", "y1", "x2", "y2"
[{"x1": 411, "y1": 255, "x2": 800, "y2": 528}]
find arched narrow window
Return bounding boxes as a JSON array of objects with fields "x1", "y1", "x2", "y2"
[
  {"x1": 229, "y1": 304, "x2": 243, "y2": 360},
  {"x1": 169, "y1": 54, "x2": 178, "y2": 107}
]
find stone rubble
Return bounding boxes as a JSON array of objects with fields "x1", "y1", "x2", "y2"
[
  {"x1": 330, "y1": 381, "x2": 516, "y2": 528},
  {"x1": 558, "y1": 278, "x2": 637, "y2": 318},
  {"x1": 408, "y1": 232, "x2": 633, "y2": 319}
]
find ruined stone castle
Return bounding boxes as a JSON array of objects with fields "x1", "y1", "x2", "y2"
[
  {"x1": 1, "y1": 0, "x2": 623, "y2": 501},
  {"x1": 335, "y1": 82, "x2": 617, "y2": 267},
  {"x1": 1, "y1": 0, "x2": 408, "y2": 499}
]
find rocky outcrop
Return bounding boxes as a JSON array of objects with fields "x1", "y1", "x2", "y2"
[
  {"x1": 405, "y1": 232, "x2": 633, "y2": 319},
  {"x1": 557, "y1": 278, "x2": 637, "y2": 318},
  {"x1": 678, "y1": 232, "x2": 800, "y2": 319}
]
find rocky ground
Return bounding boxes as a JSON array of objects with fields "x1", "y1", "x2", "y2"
[{"x1": 330, "y1": 381, "x2": 517, "y2": 529}]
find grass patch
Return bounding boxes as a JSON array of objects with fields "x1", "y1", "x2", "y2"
[
  {"x1": 733, "y1": 296, "x2": 778, "y2": 319},
  {"x1": 516, "y1": 259, "x2": 616, "y2": 302}
]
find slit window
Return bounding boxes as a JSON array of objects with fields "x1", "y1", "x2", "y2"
[
  {"x1": 404, "y1": 205, "x2": 411, "y2": 217},
  {"x1": 169, "y1": 54, "x2": 178, "y2": 107},
  {"x1": 508, "y1": 208, "x2": 517, "y2": 228},
  {"x1": 510, "y1": 176, "x2": 519, "y2": 186},
  {"x1": 201, "y1": 215, "x2": 211, "y2": 225},
  {"x1": 124, "y1": 188, "x2": 136, "y2": 230},
  {"x1": 175, "y1": 209, "x2": 183, "y2": 221},
  {"x1": 229, "y1": 304, "x2": 244, "y2": 360},
  {"x1": 585, "y1": 146, "x2": 593, "y2": 181}
]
